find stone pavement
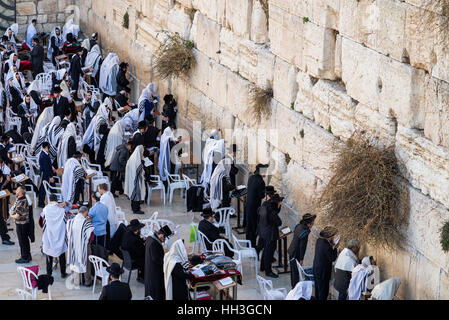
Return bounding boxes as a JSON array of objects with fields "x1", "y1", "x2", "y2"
[{"x1": 0, "y1": 191, "x2": 292, "y2": 300}]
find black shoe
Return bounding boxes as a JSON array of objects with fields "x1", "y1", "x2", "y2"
[
  {"x1": 265, "y1": 272, "x2": 279, "y2": 278},
  {"x1": 15, "y1": 258, "x2": 30, "y2": 264},
  {"x1": 83, "y1": 281, "x2": 93, "y2": 287},
  {"x1": 113, "y1": 194, "x2": 118, "y2": 198},
  {"x1": 271, "y1": 257, "x2": 277, "y2": 263},
  {"x1": 136, "y1": 277, "x2": 144, "y2": 284},
  {"x1": 2, "y1": 240, "x2": 14, "y2": 245},
  {"x1": 61, "y1": 273, "x2": 68, "y2": 279},
  {"x1": 38, "y1": 204, "x2": 45, "y2": 208},
  {"x1": 134, "y1": 211, "x2": 145, "y2": 215}
]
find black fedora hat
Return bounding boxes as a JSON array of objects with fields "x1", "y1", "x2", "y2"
[
  {"x1": 265, "y1": 185, "x2": 275, "y2": 195},
  {"x1": 106, "y1": 263, "x2": 124, "y2": 277},
  {"x1": 270, "y1": 193, "x2": 284, "y2": 203},
  {"x1": 52, "y1": 86, "x2": 62, "y2": 94},
  {"x1": 159, "y1": 225, "x2": 173, "y2": 238},
  {"x1": 201, "y1": 207, "x2": 214, "y2": 218},
  {"x1": 300, "y1": 213, "x2": 317, "y2": 224},
  {"x1": 128, "y1": 219, "x2": 145, "y2": 232}
]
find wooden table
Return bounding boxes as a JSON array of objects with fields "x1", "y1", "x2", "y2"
[
  {"x1": 213, "y1": 277, "x2": 237, "y2": 300},
  {"x1": 190, "y1": 269, "x2": 241, "y2": 300},
  {"x1": 12, "y1": 174, "x2": 29, "y2": 185},
  {"x1": 275, "y1": 227, "x2": 292, "y2": 274}
]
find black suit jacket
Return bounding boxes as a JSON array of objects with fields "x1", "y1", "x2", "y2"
[
  {"x1": 99, "y1": 280, "x2": 132, "y2": 300},
  {"x1": 53, "y1": 96, "x2": 69, "y2": 119},
  {"x1": 38, "y1": 151, "x2": 53, "y2": 181},
  {"x1": 69, "y1": 53, "x2": 84, "y2": 80},
  {"x1": 198, "y1": 219, "x2": 220, "y2": 251},
  {"x1": 0, "y1": 144, "x2": 11, "y2": 165},
  {"x1": 121, "y1": 230, "x2": 145, "y2": 263},
  {"x1": 30, "y1": 44, "x2": 44, "y2": 74}
]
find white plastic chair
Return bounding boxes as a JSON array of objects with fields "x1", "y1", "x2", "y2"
[
  {"x1": 88, "y1": 255, "x2": 110, "y2": 293},
  {"x1": 164, "y1": 169, "x2": 187, "y2": 204},
  {"x1": 116, "y1": 210, "x2": 128, "y2": 226},
  {"x1": 140, "y1": 219, "x2": 161, "y2": 238},
  {"x1": 294, "y1": 259, "x2": 314, "y2": 283},
  {"x1": 215, "y1": 207, "x2": 235, "y2": 239},
  {"x1": 197, "y1": 230, "x2": 214, "y2": 254},
  {"x1": 5, "y1": 107, "x2": 22, "y2": 132},
  {"x1": 232, "y1": 234, "x2": 258, "y2": 275},
  {"x1": 35, "y1": 73, "x2": 52, "y2": 94},
  {"x1": 146, "y1": 175, "x2": 166, "y2": 206},
  {"x1": 212, "y1": 239, "x2": 242, "y2": 274},
  {"x1": 17, "y1": 266, "x2": 52, "y2": 300},
  {"x1": 16, "y1": 288, "x2": 33, "y2": 300},
  {"x1": 256, "y1": 275, "x2": 287, "y2": 300},
  {"x1": 42, "y1": 180, "x2": 64, "y2": 203},
  {"x1": 92, "y1": 176, "x2": 111, "y2": 194}
]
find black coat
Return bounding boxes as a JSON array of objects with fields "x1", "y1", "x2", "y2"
[
  {"x1": 170, "y1": 263, "x2": 194, "y2": 300},
  {"x1": 244, "y1": 173, "x2": 265, "y2": 234},
  {"x1": 53, "y1": 96, "x2": 70, "y2": 119},
  {"x1": 30, "y1": 44, "x2": 45, "y2": 75},
  {"x1": 110, "y1": 144, "x2": 130, "y2": 173},
  {"x1": 69, "y1": 53, "x2": 84, "y2": 82},
  {"x1": 121, "y1": 230, "x2": 145, "y2": 266},
  {"x1": 287, "y1": 222, "x2": 311, "y2": 261},
  {"x1": 132, "y1": 131, "x2": 145, "y2": 150},
  {"x1": 257, "y1": 201, "x2": 282, "y2": 242},
  {"x1": 198, "y1": 219, "x2": 220, "y2": 251},
  {"x1": 0, "y1": 144, "x2": 11, "y2": 165},
  {"x1": 144, "y1": 235, "x2": 165, "y2": 300},
  {"x1": 116, "y1": 69, "x2": 130, "y2": 93},
  {"x1": 144, "y1": 126, "x2": 159, "y2": 149},
  {"x1": 9, "y1": 85, "x2": 23, "y2": 109},
  {"x1": 99, "y1": 280, "x2": 132, "y2": 300},
  {"x1": 312, "y1": 238, "x2": 337, "y2": 298},
  {"x1": 334, "y1": 269, "x2": 353, "y2": 294},
  {"x1": 67, "y1": 136, "x2": 77, "y2": 160}
]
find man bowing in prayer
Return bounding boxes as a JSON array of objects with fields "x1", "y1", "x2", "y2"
[
  {"x1": 158, "y1": 122, "x2": 181, "y2": 186},
  {"x1": 145, "y1": 225, "x2": 173, "y2": 300},
  {"x1": 66, "y1": 206, "x2": 94, "y2": 287},
  {"x1": 124, "y1": 145, "x2": 145, "y2": 215},
  {"x1": 40, "y1": 194, "x2": 68, "y2": 278},
  {"x1": 61, "y1": 152, "x2": 86, "y2": 206}
]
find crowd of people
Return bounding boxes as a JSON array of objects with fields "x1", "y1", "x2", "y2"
[{"x1": 0, "y1": 20, "x2": 402, "y2": 301}]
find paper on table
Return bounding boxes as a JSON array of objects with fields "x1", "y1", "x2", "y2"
[
  {"x1": 144, "y1": 157, "x2": 153, "y2": 167},
  {"x1": 85, "y1": 169, "x2": 96, "y2": 176},
  {"x1": 237, "y1": 185, "x2": 246, "y2": 190},
  {"x1": 0, "y1": 191, "x2": 6, "y2": 197},
  {"x1": 191, "y1": 268, "x2": 205, "y2": 277},
  {"x1": 334, "y1": 236, "x2": 341, "y2": 245},
  {"x1": 281, "y1": 227, "x2": 291, "y2": 235},
  {"x1": 219, "y1": 277, "x2": 233, "y2": 286},
  {"x1": 14, "y1": 174, "x2": 25, "y2": 182}
]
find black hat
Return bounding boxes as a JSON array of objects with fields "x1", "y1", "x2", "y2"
[
  {"x1": 53, "y1": 86, "x2": 62, "y2": 94},
  {"x1": 106, "y1": 263, "x2": 124, "y2": 278},
  {"x1": 125, "y1": 87, "x2": 131, "y2": 93},
  {"x1": 320, "y1": 226, "x2": 338, "y2": 239},
  {"x1": 73, "y1": 151, "x2": 82, "y2": 159},
  {"x1": 138, "y1": 121, "x2": 147, "y2": 130},
  {"x1": 159, "y1": 225, "x2": 173, "y2": 238},
  {"x1": 2, "y1": 35, "x2": 8, "y2": 42},
  {"x1": 128, "y1": 219, "x2": 145, "y2": 232},
  {"x1": 265, "y1": 185, "x2": 275, "y2": 195},
  {"x1": 76, "y1": 46, "x2": 83, "y2": 52},
  {"x1": 270, "y1": 193, "x2": 284, "y2": 203},
  {"x1": 201, "y1": 207, "x2": 214, "y2": 218},
  {"x1": 255, "y1": 163, "x2": 269, "y2": 173},
  {"x1": 164, "y1": 94, "x2": 173, "y2": 103},
  {"x1": 146, "y1": 115, "x2": 155, "y2": 124},
  {"x1": 119, "y1": 62, "x2": 128, "y2": 69},
  {"x1": 300, "y1": 213, "x2": 317, "y2": 224},
  {"x1": 232, "y1": 144, "x2": 237, "y2": 153}
]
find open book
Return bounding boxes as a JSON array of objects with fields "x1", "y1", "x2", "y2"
[
  {"x1": 144, "y1": 157, "x2": 153, "y2": 167},
  {"x1": 218, "y1": 277, "x2": 233, "y2": 286}
]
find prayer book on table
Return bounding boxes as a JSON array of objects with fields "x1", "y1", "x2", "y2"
[
  {"x1": 12, "y1": 174, "x2": 28, "y2": 183},
  {"x1": 0, "y1": 190, "x2": 11, "y2": 199},
  {"x1": 218, "y1": 277, "x2": 233, "y2": 286},
  {"x1": 144, "y1": 157, "x2": 153, "y2": 167}
]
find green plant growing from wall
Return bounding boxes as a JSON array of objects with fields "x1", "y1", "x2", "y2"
[
  {"x1": 441, "y1": 221, "x2": 449, "y2": 252},
  {"x1": 328, "y1": 125, "x2": 332, "y2": 134},
  {"x1": 154, "y1": 32, "x2": 196, "y2": 79},
  {"x1": 123, "y1": 12, "x2": 129, "y2": 29},
  {"x1": 290, "y1": 102, "x2": 295, "y2": 110},
  {"x1": 317, "y1": 133, "x2": 409, "y2": 249},
  {"x1": 303, "y1": 17, "x2": 309, "y2": 23},
  {"x1": 248, "y1": 85, "x2": 273, "y2": 124},
  {"x1": 300, "y1": 129, "x2": 305, "y2": 138}
]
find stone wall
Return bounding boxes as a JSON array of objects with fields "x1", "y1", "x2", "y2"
[
  {"x1": 16, "y1": 0, "x2": 74, "y2": 39},
  {"x1": 75, "y1": 0, "x2": 449, "y2": 299}
]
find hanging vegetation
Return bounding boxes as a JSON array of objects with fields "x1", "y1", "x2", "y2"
[
  {"x1": 317, "y1": 133, "x2": 409, "y2": 249},
  {"x1": 248, "y1": 85, "x2": 273, "y2": 123},
  {"x1": 123, "y1": 12, "x2": 129, "y2": 29},
  {"x1": 154, "y1": 32, "x2": 195, "y2": 79},
  {"x1": 441, "y1": 221, "x2": 449, "y2": 252}
]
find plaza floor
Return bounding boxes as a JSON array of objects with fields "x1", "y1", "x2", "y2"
[{"x1": 0, "y1": 190, "x2": 292, "y2": 300}]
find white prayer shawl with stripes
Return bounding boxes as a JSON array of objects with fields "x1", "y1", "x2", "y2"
[
  {"x1": 200, "y1": 138, "x2": 225, "y2": 188},
  {"x1": 31, "y1": 107, "x2": 54, "y2": 152},
  {"x1": 41, "y1": 202, "x2": 68, "y2": 258},
  {"x1": 163, "y1": 239, "x2": 189, "y2": 300},
  {"x1": 34, "y1": 116, "x2": 61, "y2": 157},
  {"x1": 104, "y1": 118, "x2": 131, "y2": 167},
  {"x1": 47, "y1": 26, "x2": 63, "y2": 60},
  {"x1": 123, "y1": 108, "x2": 140, "y2": 132},
  {"x1": 67, "y1": 213, "x2": 94, "y2": 273},
  {"x1": 85, "y1": 44, "x2": 101, "y2": 77},
  {"x1": 158, "y1": 127, "x2": 175, "y2": 182},
  {"x1": 57, "y1": 122, "x2": 77, "y2": 168},
  {"x1": 26, "y1": 22, "x2": 37, "y2": 48},
  {"x1": 62, "y1": 158, "x2": 84, "y2": 204},
  {"x1": 99, "y1": 53, "x2": 119, "y2": 96},
  {"x1": 100, "y1": 191, "x2": 118, "y2": 237},
  {"x1": 124, "y1": 145, "x2": 145, "y2": 201},
  {"x1": 47, "y1": 116, "x2": 64, "y2": 162},
  {"x1": 209, "y1": 158, "x2": 232, "y2": 210}
]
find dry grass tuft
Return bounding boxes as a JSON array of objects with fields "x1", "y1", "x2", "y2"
[
  {"x1": 248, "y1": 85, "x2": 273, "y2": 123},
  {"x1": 154, "y1": 32, "x2": 195, "y2": 79},
  {"x1": 317, "y1": 133, "x2": 409, "y2": 250}
]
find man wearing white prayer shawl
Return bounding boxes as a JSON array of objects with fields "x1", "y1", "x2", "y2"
[
  {"x1": 347, "y1": 256, "x2": 375, "y2": 300},
  {"x1": 62, "y1": 19, "x2": 80, "y2": 42},
  {"x1": 158, "y1": 124, "x2": 179, "y2": 182},
  {"x1": 40, "y1": 194, "x2": 68, "y2": 277},
  {"x1": 84, "y1": 44, "x2": 102, "y2": 77},
  {"x1": 31, "y1": 107, "x2": 54, "y2": 152},
  {"x1": 124, "y1": 145, "x2": 145, "y2": 214},
  {"x1": 199, "y1": 135, "x2": 225, "y2": 189},
  {"x1": 26, "y1": 20, "x2": 37, "y2": 48},
  {"x1": 4, "y1": 24, "x2": 18, "y2": 44},
  {"x1": 163, "y1": 239, "x2": 193, "y2": 300},
  {"x1": 62, "y1": 155, "x2": 85, "y2": 205},
  {"x1": 370, "y1": 278, "x2": 401, "y2": 300},
  {"x1": 123, "y1": 108, "x2": 140, "y2": 132},
  {"x1": 57, "y1": 122, "x2": 77, "y2": 169},
  {"x1": 138, "y1": 83, "x2": 158, "y2": 122},
  {"x1": 82, "y1": 101, "x2": 110, "y2": 161},
  {"x1": 286, "y1": 281, "x2": 313, "y2": 300},
  {"x1": 208, "y1": 158, "x2": 234, "y2": 211},
  {"x1": 98, "y1": 183, "x2": 118, "y2": 237},
  {"x1": 104, "y1": 118, "x2": 132, "y2": 168},
  {"x1": 48, "y1": 26, "x2": 63, "y2": 65},
  {"x1": 66, "y1": 206, "x2": 94, "y2": 287},
  {"x1": 34, "y1": 116, "x2": 62, "y2": 160},
  {"x1": 334, "y1": 240, "x2": 360, "y2": 300},
  {"x1": 99, "y1": 53, "x2": 120, "y2": 96}
]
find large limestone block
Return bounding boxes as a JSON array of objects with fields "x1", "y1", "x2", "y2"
[
  {"x1": 338, "y1": 0, "x2": 377, "y2": 46},
  {"x1": 273, "y1": 57, "x2": 298, "y2": 109},
  {"x1": 334, "y1": 34, "x2": 342, "y2": 79},
  {"x1": 188, "y1": 49, "x2": 212, "y2": 96},
  {"x1": 225, "y1": 0, "x2": 252, "y2": 39},
  {"x1": 207, "y1": 61, "x2": 228, "y2": 108},
  {"x1": 256, "y1": 47, "x2": 275, "y2": 89},
  {"x1": 396, "y1": 126, "x2": 449, "y2": 210},
  {"x1": 250, "y1": 0, "x2": 268, "y2": 44},
  {"x1": 294, "y1": 70, "x2": 316, "y2": 121},
  {"x1": 190, "y1": 12, "x2": 221, "y2": 62},
  {"x1": 177, "y1": 0, "x2": 192, "y2": 9},
  {"x1": 424, "y1": 77, "x2": 449, "y2": 149},
  {"x1": 167, "y1": 7, "x2": 192, "y2": 39},
  {"x1": 310, "y1": 0, "x2": 340, "y2": 30},
  {"x1": 238, "y1": 39, "x2": 260, "y2": 84},
  {"x1": 17, "y1": 1, "x2": 36, "y2": 15},
  {"x1": 219, "y1": 28, "x2": 240, "y2": 72},
  {"x1": 191, "y1": 0, "x2": 226, "y2": 24},
  {"x1": 37, "y1": 0, "x2": 57, "y2": 14},
  {"x1": 342, "y1": 38, "x2": 426, "y2": 129},
  {"x1": 302, "y1": 22, "x2": 337, "y2": 80},
  {"x1": 268, "y1": 3, "x2": 304, "y2": 69},
  {"x1": 226, "y1": 70, "x2": 251, "y2": 120},
  {"x1": 92, "y1": 0, "x2": 108, "y2": 20}
]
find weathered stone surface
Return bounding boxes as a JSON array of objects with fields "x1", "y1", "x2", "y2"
[
  {"x1": 166, "y1": 7, "x2": 192, "y2": 39},
  {"x1": 190, "y1": 12, "x2": 220, "y2": 62},
  {"x1": 191, "y1": 0, "x2": 226, "y2": 24},
  {"x1": 273, "y1": 57, "x2": 298, "y2": 109},
  {"x1": 17, "y1": 1, "x2": 36, "y2": 15},
  {"x1": 424, "y1": 76, "x2": 449, "y2": 149},
  {"x1": 250, "y1": 0, "x2": 268, "y2": 44},
  {"x1": 225, "y1": 0, "x2": 252, "y2": 39}
]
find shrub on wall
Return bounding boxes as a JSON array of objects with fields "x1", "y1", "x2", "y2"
[
  {"x1": 441, "y1": 221, "x2": 449, "y2": 252},
  {"x1": 248, "y1": 85, "x2": 273, "y2": 123},
  {"x1": 154, "y1": 32, "x2": 195, "y2": 79},
  {"x1": 317, "y1": 133, "x2": 409, "y2": 249},
  {"x1": 123, "y1": 12, "x2": 129, "y2": 29}
]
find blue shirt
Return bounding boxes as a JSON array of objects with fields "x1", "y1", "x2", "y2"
[{"x1": 88, "y1": 202, "x2": 109, "y2": 236}]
